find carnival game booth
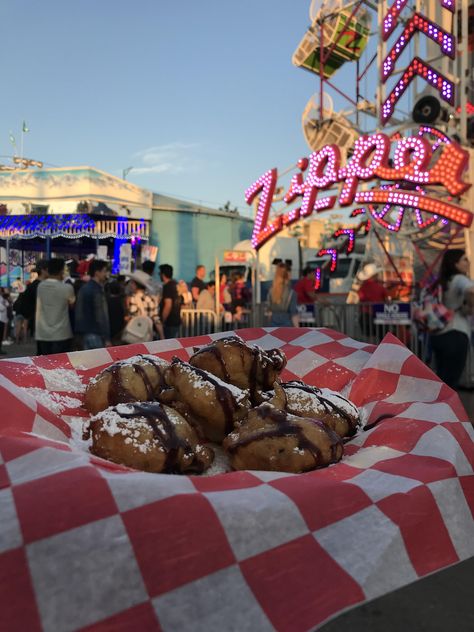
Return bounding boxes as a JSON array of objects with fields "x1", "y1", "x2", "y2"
[
  {"x1": 0, "y1": 166, "x2": 152, "y2": 284},
  {"x1": 0, "y1": 327, "x2": 473, "y2": 631}
]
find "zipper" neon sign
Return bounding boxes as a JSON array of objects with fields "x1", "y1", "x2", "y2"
[{"x1": 246, "y1": 131, "x2": 472, "y2": 250}]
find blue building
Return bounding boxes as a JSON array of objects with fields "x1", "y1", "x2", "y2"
[{"x1": 151, "y1": 193, "x2": 253, "y2": 283}]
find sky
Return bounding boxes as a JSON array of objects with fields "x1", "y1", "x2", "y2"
[{"x1": 2, "y1": 0, "x2": 381, "y2": 218}]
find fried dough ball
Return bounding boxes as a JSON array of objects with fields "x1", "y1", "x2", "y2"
[
  {"x1": 86, "y1": 401, "x2": 214, "y2": 474},
  {"x1": 277, "y1": 381, "x2": 360, "y2": 438},
  {"x1": 189, "y1": 335, "x2": 287, "y2": 400},
  {"x1": 164, "y1": 357, "x2": 251, "y2": 442},
  {"x1": 84, "y1": 354, "x2": 169, "y2": 415},
  {"x1": 223, "y1": 403, "x2": 343, "y2": 473}
]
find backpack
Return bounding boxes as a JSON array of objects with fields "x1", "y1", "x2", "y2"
[
  {"x1": 412, "y1": 284, "x2": 454, "y2": 334},
  {"x1": 121, "y1": 316, "x2": 154, "y2": 344}
]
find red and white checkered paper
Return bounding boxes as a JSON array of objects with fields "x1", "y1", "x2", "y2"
[{"x1": 0, "y1": 327, "x2": 473, "y2": 632}]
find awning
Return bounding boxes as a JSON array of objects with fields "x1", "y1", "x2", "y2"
[{"x1": 0, "y1": 214, "x2": 149, "y2": 240}]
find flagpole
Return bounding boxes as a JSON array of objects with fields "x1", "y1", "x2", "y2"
[
  {"x1": 9, "y1": 133, "x2": 17, "y2": 158},
  {"x1": 20, "y1": 121, "x2": 29, "y2": 161}
]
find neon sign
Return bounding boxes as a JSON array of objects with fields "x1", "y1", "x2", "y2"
[
  {"x1": 246, "y1": 131, "x2": 472, "y2": 250},
  {"x1": 381, "y1": 1, "x2": 456, "y2": 125}
]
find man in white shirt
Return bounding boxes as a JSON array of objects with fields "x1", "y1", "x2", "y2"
[
  {"x1": 196, "y1": 281, "x2": 222, "y2": 312},
  {"x1": 35, "y1": 258, "x2": 75, "y2": 355}
]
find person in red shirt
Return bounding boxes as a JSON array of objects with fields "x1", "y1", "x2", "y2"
[
  {"x1": 358, "y1": 264, "x2": 388, "y2": 303},
  {"x1": 294, "y1": 267, "x2": 319, "y2": 305},
  {"x1": 294, "y1": 267, "x2": 320, "y2": 325}
]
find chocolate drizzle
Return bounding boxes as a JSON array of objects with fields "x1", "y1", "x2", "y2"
[
  {"x1": 227, "y1": 404, "x2": 342, "y2": 467},
  {"x1": 105, "y1": 355, "x2": 167, "y2": 406},
  {"x1": 191, "y1": 336, "x2": 285, "y2": 403},
  {"x1": 193, "y1": 342, "x2": 231, "y2": 382},
  {"x1": 172, "y1": 357, "x2": 239, "y2": 435},
  {"x1": 283, "y1": 380, "x2": 358, "y2": 435},
  {"x1": 116, "y1": 402, "x2": 207, "y2": 473}
]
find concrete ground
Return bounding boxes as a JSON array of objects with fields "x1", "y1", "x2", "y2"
[{"x1": 1, "y1": 337, "x2": 473, "y2": 631}]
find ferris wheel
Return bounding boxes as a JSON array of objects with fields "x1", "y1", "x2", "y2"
[{"x1": 309, "y1": 0, "x2": 343, "y2": 21}]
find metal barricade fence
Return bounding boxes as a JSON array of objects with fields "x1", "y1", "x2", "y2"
[
  {"x1": 178, "y1": 303, "x2": 429, "y2": 360},
  {"x1": 177, "y1": 303, "x2": 474, "y2": 387},
  {"x1": 179, "y1": 309, "x2": 257, "y2": 337},
  {"x1": 179, "y1": 309, "x2": 218, "y2": 337}
]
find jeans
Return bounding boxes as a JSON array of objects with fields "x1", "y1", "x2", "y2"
[
  {"x1": 82, "y1": 333, "x2": 105, "y2": 350},
  {"x1": 430, "y1": 330, "x2": 469, "y2": 389},
  {"x1": 270, "y1": 312, "x2": 292, "y2": 327}
]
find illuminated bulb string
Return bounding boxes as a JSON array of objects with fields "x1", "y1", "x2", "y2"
[
  {"x1": 317, "y1": 248, "x2": 338, "y2": 272},
  {"x1": 0, "y1": 214, "x2": 148, "y2": 240},
  {"x1": 382, "y1": 58, "x2": 455, "y2": 124},
  {"x1": 314, "y1": 268, "x2": 322, "y2": 291},
  {"x1": 333, "y1": 228, "x2": 355, "y2": 254},
  {"x1": 383, "y1": 0, "x2": 409, "y2": 40},
  {"x1": 382, "y1": 13, "x2": 455, "y2": 81}
]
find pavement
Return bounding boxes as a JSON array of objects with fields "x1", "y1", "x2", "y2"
[{"x1": 1, "y1": 337, "x2": 474, "y2": 631}]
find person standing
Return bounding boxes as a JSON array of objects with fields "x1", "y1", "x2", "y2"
[
  {"x1": 75, "y1": 260, "x2": 111, "y2": 350},
  {"x1": 159, "y1": 264, "x2": 182, "y2": 339},
  {"x1": 14, "y1": 259, "x2": 49, "y2": 339},
  {"x1": 106, "y1": 280, "x2": 126, "y2": 345},
  {"x1": 266, "y1": 262, "x2": 299, "y2": 327},
  {"x1": 35, "y1": 258, "x2": 75, "y2": 355},
  {"x1": 141, "y1": 260, "x2": 162, "y2": 303},
  {"x1": 196, "y1": 281, "x2": 223, "y2": 312},
  {"x1": 430, "y1": 249, "x2": 474, "y2": 389},
  {"x1": 177, "y1": 280, "x2": 193, "y2": 308},
  {"x1": 190, "y1": 265, "x2": 206, "y2": 303},
  {"x1": 0, "y1": 289, "x2": 8, "y2": 354},
  {"x1": 294, "y1": 267, "x2": 318, "y2": 304}
]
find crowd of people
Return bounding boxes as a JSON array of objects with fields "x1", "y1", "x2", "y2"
[
  {"x1": 1, "y1": 250, "x2": 472, "y2": 390},
  {"x1": 0, "y1": 260, "x2": 252, "y2": 355}
]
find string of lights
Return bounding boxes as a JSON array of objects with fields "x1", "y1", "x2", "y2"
[{"x1": 0, "y1": 214, "x2": 149, "y2": 240}]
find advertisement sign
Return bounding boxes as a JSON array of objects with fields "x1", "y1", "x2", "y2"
[
  {"x1": 223, "y1": 250, "x2": 249, "y2": 263},
  {"x1": 373, "y1": 302, "x2": 411, "y2": 325}
]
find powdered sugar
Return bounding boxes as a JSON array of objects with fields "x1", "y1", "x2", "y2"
[
  {"x1": 284, "y1": 384, "x2": 358, "y2": 419},
  {"x1": 177, "y1": 361, "x2": 249, "y2": 402},
  {"x1": 201, "y1": 443, "x2": 231, "y2": 476},
  {"x1": 66, "y1": 416, "x2": 92, "y2": 452},
  {"x1": 38, "y1": 368, "x2": 87, "y2": 393},
  {"x1": 89, "y1": 354, "x2": 168, "y2": 385},
  {"x1": 20, "y1": 388, "x2": 82, "y2": 415},
  {"x1": 115, "y1": 354, "x2": 168, "y2": 369}
]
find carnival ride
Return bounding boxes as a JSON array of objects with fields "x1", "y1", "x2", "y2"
[{"x1": 251, "y1": 0, "x2": 474, "y2": 298}]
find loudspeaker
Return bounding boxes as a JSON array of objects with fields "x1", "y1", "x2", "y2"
[{"x1": 412, "y1": 95, "x2": 449, "y2": 124}]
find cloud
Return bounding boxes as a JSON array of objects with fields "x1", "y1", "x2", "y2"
[{"x1": 131, "y1": 142, "x2": 201, "y2": 175}]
